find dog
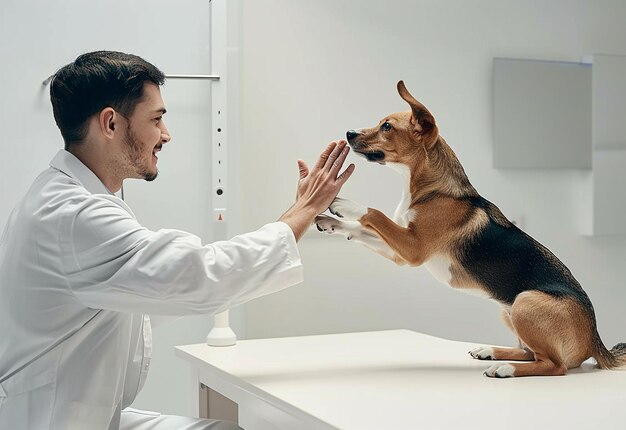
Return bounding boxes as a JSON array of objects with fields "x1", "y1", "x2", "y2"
[{"x1": 315, "y1": 81, "x2": 626, "y2": 377}]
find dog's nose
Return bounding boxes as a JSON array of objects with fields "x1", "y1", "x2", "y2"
[{"x1": 346, "y1": 130, "x2": 359, "y2": 141}]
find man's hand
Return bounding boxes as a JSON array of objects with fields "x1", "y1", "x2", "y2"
[{"x1": 280, "y1": 140, "x2": 355, "y2": 241}]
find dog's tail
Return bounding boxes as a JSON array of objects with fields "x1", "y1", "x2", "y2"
[{"x1": 594, "y1": 338, "x2": 626, "y2": 370}]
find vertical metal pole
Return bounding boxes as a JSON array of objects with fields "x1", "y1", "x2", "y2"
[{"x1": 206, "y1": 0, "x2": 236, "y2": 347}]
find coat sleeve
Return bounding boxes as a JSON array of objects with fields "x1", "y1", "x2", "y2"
[{"x1": 59, "y1": 194, "x2": 304, "y2": 315}]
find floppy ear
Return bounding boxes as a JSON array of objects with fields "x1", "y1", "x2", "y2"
[{"x1": 397, "y1": 80, "x2": 437, "y2": 136}]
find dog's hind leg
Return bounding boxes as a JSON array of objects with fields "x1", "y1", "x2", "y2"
[
  {"x1": 483, "y1": 291, "x2": 593, "y2": 378},
  {"x1": 469, "y1": 309, "x2": 535, "y2": 361},
  {"x1": 484, "y1": 352, "x2": 567, "y2": 378},
  {"x1": 469, "y1": 346, "x2": 534, "y2": 361}
]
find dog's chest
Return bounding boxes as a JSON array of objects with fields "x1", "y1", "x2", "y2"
[
  {"x1": 389, "y1": 163, "x2": 415, "y2": 227},
  {"x1": 394, "y1": 195, "x2": 415, "y2": 227},
  {"x1": 424, "y1": 255, "x2": 492, "y2": 299},
  {"x1": 424, "y1": 255, "x2": 453, "y2": 285}
]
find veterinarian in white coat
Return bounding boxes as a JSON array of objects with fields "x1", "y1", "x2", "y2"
[{"x1": 0, "y1": 51, "x2": 354, "y2": 430}]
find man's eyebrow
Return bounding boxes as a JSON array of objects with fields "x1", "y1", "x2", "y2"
[{"x1": 152, "y1": 108, "x2": 167, "y2": 115}]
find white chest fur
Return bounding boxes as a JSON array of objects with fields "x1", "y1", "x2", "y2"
[
  {"x1": 388, "y1": 163, "x2": 414, "y2": 227},
  {"x1": 424, "y1": 255, "x2": 453, "y2": 285},
  {"x1": 424, "y1": 255, "x2": 491, "y2": 299}
]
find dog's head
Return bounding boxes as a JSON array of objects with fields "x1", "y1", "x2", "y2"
[{"x1": 346, "y1": 81, "x2": 439, "y2": 166}]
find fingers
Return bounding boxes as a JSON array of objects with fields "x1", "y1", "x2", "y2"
[
  {"x1": 325, "y1": 140, "x2": 348, "y2": 172},
  {"x1": 291, "y1": 141, "x2": 355, "y2": 220},
  {"x1": 337, "y1": 163, "x2": 356, "y2": 184},
  {"x1": 314, "y1": 141, "x2": 338, "y2": 171},
  {"x1": 297, "y1": 159, "x2": 309, "y2": 180},
  {"x1": 305, "y1": 139, "x2": 353, "y2": 189},
  {"x1": 329, "y1": 143, "x2": 350, "y2": 175}
]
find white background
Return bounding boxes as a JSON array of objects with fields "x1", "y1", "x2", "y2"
[
  {"x1": 2, "y1": 0, "x2": 626, "y2": 418},
  {"x1": 240, "y1": 0, "x2": 626, "y2": 359}
]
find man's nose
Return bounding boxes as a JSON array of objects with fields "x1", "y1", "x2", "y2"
[{"x1": 161, "y1": 124, "x2": 171, "y2": 143}]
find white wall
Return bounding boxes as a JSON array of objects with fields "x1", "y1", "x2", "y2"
[
  {"x1": 3, "y1": 0, "x2": 626, "y2": 418},
  {"x1": 240, "y1": 0, "x2": 626, "y2": 349},
  {"x1": 0, "y1": 0, "x2": 241, "y2": 416}
]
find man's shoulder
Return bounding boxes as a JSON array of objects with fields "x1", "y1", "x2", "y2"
[
  {"x1": 26, "y1": 167, "x2": 90, "y2": 211},
  {"x1": 23, "y1": 167, "x2": 129, "y2": 223}
]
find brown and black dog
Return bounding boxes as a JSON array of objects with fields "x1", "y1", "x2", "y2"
[{"x1": 315, "y1": 81, "x2": 626, "y2": 377}]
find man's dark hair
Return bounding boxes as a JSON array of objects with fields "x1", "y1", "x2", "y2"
[{"x1": 50, "y1": 51, "x2": 166, "y2": 149}]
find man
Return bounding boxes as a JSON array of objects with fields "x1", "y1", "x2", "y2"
[{"x1": 0, "y1": 51, "x2": 354, "y2": 429}]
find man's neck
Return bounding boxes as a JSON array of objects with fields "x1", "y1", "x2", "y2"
[{"x1": 68, "y1": 145, "x2": 123, "y2": 193}]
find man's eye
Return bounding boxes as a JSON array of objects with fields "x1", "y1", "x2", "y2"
[
  {"x1": 155, "y1": 117, "x2": 162, "y2": 122},
  {"x1": 382, "y1": 122, "x2": 392, "y2": 131}
]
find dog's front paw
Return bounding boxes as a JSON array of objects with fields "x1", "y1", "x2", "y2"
[
  {"x1": 315, "y1": 214, "x2": 352, "y2": 238},
  {"x1": 469, "y1": 346, "x2": 494, "y2": 360},
  {"x1": 315, "y1": 214, "x2": 339, "y2": 233},
  {"x1": 315, "y1": 215, "x2": 364, "y2": 240},
  {"x1": 329, "y1": 197, "x2": 368, "y2": 220},
  {"x1": 484, "y1": 363, "x2": 515, "y2": 378}
]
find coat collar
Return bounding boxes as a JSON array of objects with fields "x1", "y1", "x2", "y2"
[{"x1": 49, "y1": 150, "x2": 113, "y2": 195}]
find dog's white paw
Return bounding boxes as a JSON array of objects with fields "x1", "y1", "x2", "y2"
[
  {"x1": 469, "y1": 346, "x2": 495, "y2": 360},
  {"x1": 315, "y1": 215, "x2": 363, "y2": 240},
  {"x1": 315, "y1": 214, "x2": 353, "y2": 239},
  {"x1": 484, "y1": 363, "x2": 515, "y2": 378},
  {"x1": 328, "y1": 197, "x2": 368, "y2": 220},
  {"x1": 315, "y1": 214, "x2": 341, "y2": 233}
]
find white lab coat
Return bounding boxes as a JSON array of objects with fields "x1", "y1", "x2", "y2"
[{"x1": 0, "y1": 150, "x2": 304, "y2": 429}]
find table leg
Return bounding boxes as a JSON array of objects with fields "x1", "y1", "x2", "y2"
[{"x1": 199, "y1": 383, "x2": 239, "y2": 424}]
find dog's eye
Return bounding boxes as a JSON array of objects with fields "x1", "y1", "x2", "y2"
[{"x1": 382, "y1": 122, "x2": 392, "y2": 131}]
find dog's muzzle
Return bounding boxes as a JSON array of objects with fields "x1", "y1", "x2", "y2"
[
  {"x1": 363, "y1": 151, "x2": 385, "y2": 162},
  {"x1": 346, "y1": 129, "x2": 385, "y2": 163}
]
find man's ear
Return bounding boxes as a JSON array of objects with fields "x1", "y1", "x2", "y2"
[{"x1": 98, "y1": 107, "x2": 117, "y2": 139}]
